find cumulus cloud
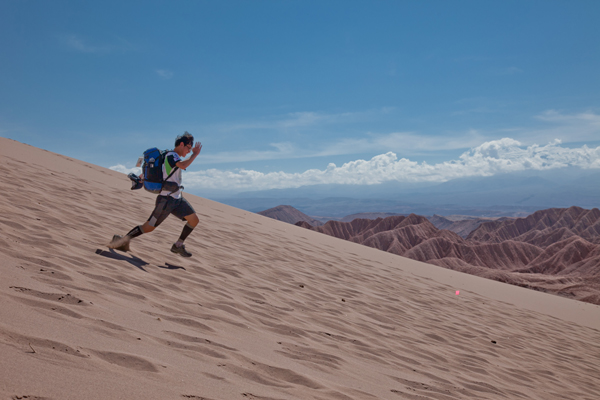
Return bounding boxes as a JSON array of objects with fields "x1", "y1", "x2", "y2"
[
  {"x1": 180, "y1": 138, "x2": 600, "y2": 191},
  {"x1": 110, "y1": 138, "x2": 600, "y2": 192}
]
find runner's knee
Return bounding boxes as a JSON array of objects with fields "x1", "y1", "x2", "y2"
[{"x1": 185, "y1": 213, "x2": 199, "y2": 227}]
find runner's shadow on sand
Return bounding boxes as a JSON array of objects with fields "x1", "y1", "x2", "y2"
[
  {"x1": 158, "y1": 263, "x2": 186, "y2": 270},
  {"x1": 95, "y1": 249, "x2": 149, "y2": 272}
]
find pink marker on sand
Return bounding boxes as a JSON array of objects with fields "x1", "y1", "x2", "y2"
[{"x1": 455, "y1": 290, "x2": 460, "y2": 295}]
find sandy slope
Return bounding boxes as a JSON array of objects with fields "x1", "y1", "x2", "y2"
[
  {"x1": 1, "y1": 138, "x2": 599, "y2": 400},
  {"x1": 259, "y1": 205, "x2": 324, "y2": 227}
]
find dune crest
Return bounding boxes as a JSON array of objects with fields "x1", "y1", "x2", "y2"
[{"x1": 258, "y1": 205, "x2": 324, "y2": 227}]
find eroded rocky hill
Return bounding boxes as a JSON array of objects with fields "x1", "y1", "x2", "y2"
[{"x1": 297, "y1": 206, "x2": 600, "y2": 304}]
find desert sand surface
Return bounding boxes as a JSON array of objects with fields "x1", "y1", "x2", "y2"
[{"x1": 1, "y1": 137, "x2": 599, "y2": 400}]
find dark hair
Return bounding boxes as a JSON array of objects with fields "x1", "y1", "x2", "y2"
[{"x1": 175, "y1": 131, "x2": 194, "y2": 147}]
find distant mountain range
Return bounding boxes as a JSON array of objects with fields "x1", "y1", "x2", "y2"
[
  {"x1": 215, "y1": 168, "x2": 600, "y2": 218},
  {"x1": 258, "y1": 205, "x2": 510, "y2": 238},
  {"x1": 294, "y1": 206, "x2": 600, "y2": 304}
]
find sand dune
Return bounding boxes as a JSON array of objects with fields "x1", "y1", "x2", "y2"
[
  {"x1": 1, "y1": 137, "x2": 600, "y2": 400},
  {"x1": 259, "y1": 205, "x2": 324, "y2": 227}
]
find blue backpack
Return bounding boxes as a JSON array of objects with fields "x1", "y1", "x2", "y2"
[{"x1": 141, "y1": 148, "x2": 179, "y2": 194}]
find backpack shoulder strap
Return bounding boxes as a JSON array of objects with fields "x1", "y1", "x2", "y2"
[
  {"x1": 165, "y1": 166, "x2": 179, "y2": 181},
  {"x1": 161, "y1": 150, "x2": 180, "y2": 194}
]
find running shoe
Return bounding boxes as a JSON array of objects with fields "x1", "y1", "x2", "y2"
[{"x1": 170, "y1": 243, "x2": 192, "y2": 257}]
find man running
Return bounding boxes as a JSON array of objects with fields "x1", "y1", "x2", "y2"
[{"x1": 109, "y1": 132, "x2": 202, "y2": 257}]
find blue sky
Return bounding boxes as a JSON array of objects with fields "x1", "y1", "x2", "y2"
[{"x1": 1, "y1": 0, "x2": 600, "y2": 195}]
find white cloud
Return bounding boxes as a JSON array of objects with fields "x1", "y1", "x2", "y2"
[
  {"x1": 109, "y1": 110, "x2": 600, "y2": 192},
  {"x1": 214, "y1": 110, "x2": 361, "y2": 133},
  {"x1": 62, "y1": 34, "x2": 135, "y2": 54},
  {"x1": 110, "y1": 164, "x2": 141, "y2": 175},
  {"x1": 176, "y1": 138, "x2": 600, "y2": 192},
  {"x1": 156, "y1": 69, "x2": 174, "y2": 80},
  {"x1": 526, "y1": 110, "x2": 600, "y2": 144},
  {"x1": 199, "y1": 142, "x2": 298, "y2": 164},
  {"x1": 63, "y1": 35, "x2": 109, "y2": 53},
  {"x1": 536, "y1": 109, "x2": 600, "y2": 127},
  {"x1": 199, "y1": 129, "x2": 486, "y2": 164},
  {"x1": 323, "y1": 129, "x2": 486, "y2": 155},
  {"x1": 200, "y1": 109, "x2": 600, "y2": 165},
  {"x1": 211, "y1": 108, "x2": 398, "y2": 136}
]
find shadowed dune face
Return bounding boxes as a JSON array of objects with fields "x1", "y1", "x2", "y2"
[
  {"x1": 298, "y1": 207, "x2": 600, "y2": 304},
  {"x1": 258, "y1": 205, "x2": 324, "y2": 227},
  {"x1": 1, "y1": 137, "x2": 600, "y2": 400}
]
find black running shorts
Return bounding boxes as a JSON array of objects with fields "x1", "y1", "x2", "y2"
[{"x1": 147, "y1": 196, "x2": 196, "y2": 227}]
